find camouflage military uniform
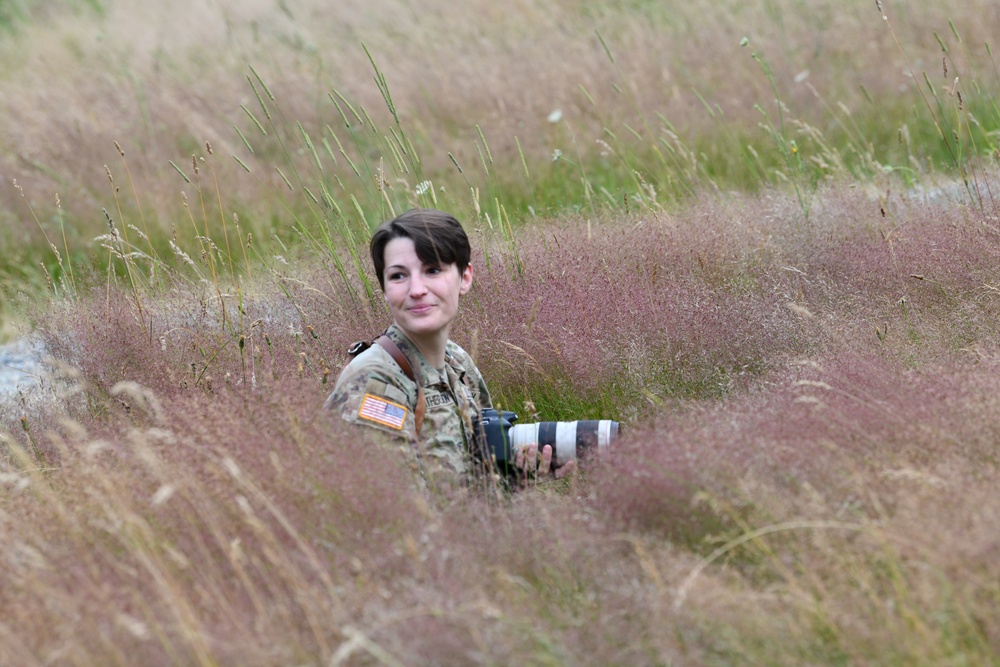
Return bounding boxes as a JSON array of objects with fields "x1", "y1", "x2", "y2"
[{"x1": 324, "y1": 324, "x2": 492, "y2": 493}]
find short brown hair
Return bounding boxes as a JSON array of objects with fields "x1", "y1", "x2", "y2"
[{"x1": 370, "y1": 209, "x2": 471, "y2": 291}]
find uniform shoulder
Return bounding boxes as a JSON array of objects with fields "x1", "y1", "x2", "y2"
[
  {"x1": 335, "y1": 343, "x2": 411, "y2": 386},
  {"x1": 326, "y1": 343, "x2": 417, "y2": 413},
  {"x1": 444, "y1": 338, "x2": 472, "y2": 361},
  {"x1": 445, "y1": 339, "x2": 479, "y2": 370},
  {"x1": 324, "y1": 343, "x2": 419, "y2": 439}
]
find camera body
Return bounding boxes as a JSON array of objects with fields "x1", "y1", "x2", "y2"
[{"x1": 475, "y1": 408, "x2": 619, "y2": 475}]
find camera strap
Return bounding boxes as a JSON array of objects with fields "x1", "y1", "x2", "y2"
[{"x1": 374, "y1": 335, "x2": 426, "y2": 438}]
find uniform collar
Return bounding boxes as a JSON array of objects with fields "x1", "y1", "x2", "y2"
[{"x1": 385, "y1": 324, "x2": 465, "y2": 384}]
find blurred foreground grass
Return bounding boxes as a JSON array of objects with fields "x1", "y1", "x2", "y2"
[
  {"x1": 2, "y1": 0, "x2": 1000, "y2": 330},
  {"x1": 3, "y1": 188, "x2": 998, "y2": 665}
]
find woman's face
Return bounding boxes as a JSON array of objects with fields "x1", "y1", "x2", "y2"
[{"x1": 382, "y1": 236, "x2": 473, "y2": 344}]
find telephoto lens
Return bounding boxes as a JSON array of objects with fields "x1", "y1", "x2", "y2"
[
  {"x1": 475, "y1": 409, "x2": 619, "y2": 474},
  {"x1": 508, "y1": 420, "x2": 618, "y2": 468}
]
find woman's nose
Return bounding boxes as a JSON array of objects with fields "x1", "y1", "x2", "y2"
[{"x1": 409, "y1": 274, "x2": 427, "y2": 296}]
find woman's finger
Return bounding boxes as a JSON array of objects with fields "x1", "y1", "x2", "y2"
[
  {"x1": 554, "y1": 459, "x2": 576, "y2": 479},
  {"x1": 540, "y1": 444, "x2": 554, "y2": 474}
]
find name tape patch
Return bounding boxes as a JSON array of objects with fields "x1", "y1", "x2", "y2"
[
  {"x1": 358, "y1": 393, "x2": 408, "y2": 430},
  {"x1": 424, "y1": 392, "x2": 455, "y2": 408}
]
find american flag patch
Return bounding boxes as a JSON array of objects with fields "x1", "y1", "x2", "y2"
[{"x1": 358, "y1": 393, "x2": 408, "y2": 430}]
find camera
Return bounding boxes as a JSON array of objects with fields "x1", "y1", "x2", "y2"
[{"x1": 475, "y1": 408, "x2": 619, "y2": 475}]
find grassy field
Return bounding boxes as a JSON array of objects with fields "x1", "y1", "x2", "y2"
[{"x1": 2, "y1": 0, "x2": 1000, "y2": 665}]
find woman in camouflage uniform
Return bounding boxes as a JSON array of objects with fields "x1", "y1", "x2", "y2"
[{"x1": 324, "y1": 208, "x2": 574, "y2": 492}]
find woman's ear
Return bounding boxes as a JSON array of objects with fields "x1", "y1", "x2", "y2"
[{"x1": 459, "y1": 264, "x2": 474, "y2": 295}]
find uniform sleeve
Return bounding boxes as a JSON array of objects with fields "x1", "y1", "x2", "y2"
[
  {"x1": 324, "y1": 356, "x2": 418, "y2": 444},
  {"x1": 472, "y1": 366, "x2": 492, "y2": 410}
]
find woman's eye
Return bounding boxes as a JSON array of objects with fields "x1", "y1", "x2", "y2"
[
  {"x1": 426, "y1": 266, "x2": 442, "y2": 275},
  {"x1": 388, "y1": 272, "x2": 405, "y2": 281}
]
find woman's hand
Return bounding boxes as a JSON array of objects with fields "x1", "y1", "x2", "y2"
[{"x1": 514, "y1": 442, "x2": 577, "y2": 488}]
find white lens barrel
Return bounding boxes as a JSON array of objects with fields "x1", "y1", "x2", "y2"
[
  {"x1": 508, "y1": 423, "x2": 539, "y2": 457},
  {"x1": 508, "y1": 420, "x2": 617, "y2": 466}
]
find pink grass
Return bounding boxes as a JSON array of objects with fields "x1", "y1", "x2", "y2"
[{"x1": 0, "y1": 185, "x2": 996, "y2": 664}]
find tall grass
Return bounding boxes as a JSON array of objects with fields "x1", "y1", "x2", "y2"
[
  {"x1": 2, "y1": 0, "x2": 1000, "y2": 663},
  {"x1": 4, "y1": 0, "x2": 1000, "y2": 306},
  {"x1": 4, "y1": 189, "x2": 1000, "y2": 664}
]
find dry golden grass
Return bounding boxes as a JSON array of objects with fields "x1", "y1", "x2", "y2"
[
  {"x1": 1, "y1": 184, "x2": 997, "y2": 664},
  {"x1": 2, "y1": 1, "x2": 1000, "y2": 664},
  {"x1": 3, "y1": 0, "x2": 1000, "y2": 236}
]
